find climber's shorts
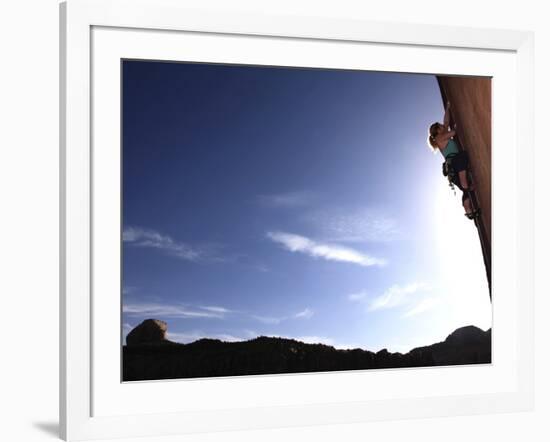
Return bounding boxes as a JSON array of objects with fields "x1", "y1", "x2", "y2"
[{"x1": 448, "y1": 151, "x2": 468, "y2": 173}]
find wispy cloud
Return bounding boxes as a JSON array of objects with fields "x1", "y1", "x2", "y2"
[
  {"x1": 347, "y1": 291, "x2": 368, "y2": 302},
  {"x1": 368, "y1": 282, "x2": 429, "y2": 311},
  {"x1": 123, "y1": 226, "x2": 226, "y2": 263},
  {"x1": 122, "y1": 302, "x2": 229, "y2": 319},
  {"x1": 266, "y1": 231, "x2": 386, "y2": 267},
  {"x1": 250, "y1": 314, "x2": 286, "y2": 325},
  {"x1": 257, "y1": 191, "x2": 315, "y2": 208},
  {"x1": 123, "y1": 300, "x2": 312, "y2": 326},
  {"x1": 122, "y1": 286, "x2": 137, "y2": 296},
  {"x1": 199, "y1": 305, "x2": 234, "y2": 314},
  {"x1": 122, "y1": 322, "x2": 134, "y2": 336},
  {"x1": 251, "y1": 307, "x2": 313, "y2": 324},
  {"x1": 294, "y1": 308, "x2": 314, "y2": 319},
  {"x1": 402, "y1": 297, "x2": 439, "y2": 318},
  {"x1": 167, "y1": 330, "x2": 245, "y2": 344},
  {"x1": 303, "y1": 208, "x2": 401, "y2": 243},
  {"x1": 123, "y1": 226, "x2": 200, "y2": 260}
]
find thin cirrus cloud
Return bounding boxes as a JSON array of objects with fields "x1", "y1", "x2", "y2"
[
  {"x1": 250, "y1": 314, "x2": 286, "y2": 325},
  {"x1": 294, "y1": 308, "x2": 314, "y2": 319},
  {"x1": 166, "y1": 330, "x2": 245, "y2": 344},
  {"x1": 123, "y1": 300, "x2": 313, "y2": 325},
  {"x1": 122, "y1": 303, "x2": 229, "y2": 319},
  {"x1": 368, "y1": 282, "x2": 430, "y2": 311},
  {"x1": 303, "y1": 208, "x2": 401, "y2": 243},
  {"x1": 402, "y1": 297, "x2": 439, "y2": 318},
  {"x1": 123, "y1": 226, "x2": 225, "y2": 262},
  {"x1": 199, "y1": 305, "x2": 234, "y2": 314},
  {"x1": 122, "y1": 322, "x2": 134, "y2": 337},
  {"x1": 266, "y1": 231, "x2": 386, "y2": 267},
  {"x1": 251, "y1": 308, "x2": 314, "y2": 324},
  {"x1": 256, "y1": 190, "x2": 316, "y2": 208},
  {"x1": 170, "y1": 329, "x2": 258, "y2": 344},
  {"x1": 348, "y1": 283, "x2": 434, "y2": 317},
  {"x1": 347, "y1": 291, "x2": 368, "y2": 302}
]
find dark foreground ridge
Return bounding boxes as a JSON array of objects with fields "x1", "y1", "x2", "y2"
[{"x1": 122, "y1": 319, "x2": 491, "y2": 381}]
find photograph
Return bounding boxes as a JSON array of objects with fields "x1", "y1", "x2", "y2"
[
  {"x1": 1, "y1": 0, "x2": 539, "y2": 439},
  {"x1": 121, "y1": 60, "x2": 492, "y2": 381}
]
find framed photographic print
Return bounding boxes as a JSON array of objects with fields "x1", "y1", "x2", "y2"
[{"x1": 60, "y1": 0, "x2": 534, "y2": 440}]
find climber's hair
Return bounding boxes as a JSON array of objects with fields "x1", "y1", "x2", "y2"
[{"x1": 427, "y1": 122, "x2": 440, "y2": 152}]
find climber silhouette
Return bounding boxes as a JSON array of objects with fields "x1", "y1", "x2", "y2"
[{"x1": 428, "y1": 101, "x2": 479, "y2": 220}]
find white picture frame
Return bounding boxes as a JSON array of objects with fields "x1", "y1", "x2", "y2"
[{"x1": 60, "y1": 0, "x2": 534, "y2": 440}]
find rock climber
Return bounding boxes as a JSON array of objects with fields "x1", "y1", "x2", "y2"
[{"x1": 428, "y1": 101, "x2": 479, "y2": 219}]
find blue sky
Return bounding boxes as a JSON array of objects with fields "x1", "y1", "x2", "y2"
[{"x1": 122, "y1": 60, "x2": 491, "y2": 352}]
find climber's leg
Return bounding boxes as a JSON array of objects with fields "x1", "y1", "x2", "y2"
[
  {"x1": 462, "y1": 192, "x2": 472, "y2": 214},
  {"x1": 462, "y1": 192, "x2": 480, "y2": 220},
  {"x1": 458, "y1": 170, "x2": 471, "y2": 190},
  {"x1": 453, "y1": 151, "x2": 473, "y2": 191}
]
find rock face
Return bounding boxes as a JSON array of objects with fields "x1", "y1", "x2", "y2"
[
  {"x1": 125, "y1": 319, "x2": 169, "y2": 346},
  {"x1": 122, "y1": 320, "x2": 491, "y2": 381},
  {"x1": 437, "y1": 76, "x2": 492, "y2": 294}
]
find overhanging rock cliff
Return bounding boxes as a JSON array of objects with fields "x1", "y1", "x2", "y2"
[{"x1": 437, "y1": 76, "x2": 492, "y2": 296}]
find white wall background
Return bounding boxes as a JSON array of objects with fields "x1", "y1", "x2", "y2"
[{"x1": 0, "y1": 1, "x2": 547, "y2": 441}]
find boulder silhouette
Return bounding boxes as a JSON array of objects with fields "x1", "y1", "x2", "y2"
[{"x1": 126, "y1": 319, "x2": 169, "y2": 346}]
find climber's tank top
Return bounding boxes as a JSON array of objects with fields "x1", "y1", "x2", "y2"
[{"x1": 441, "y1": 138, "x2": 460, "y2": 159}]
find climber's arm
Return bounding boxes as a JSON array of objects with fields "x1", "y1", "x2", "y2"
[
  {"x1": 443, "y1": 101, "x2": 451, "y2": 129},
  {"x1": 438, "y1": 129, "x2": 456, "y2": 143}
]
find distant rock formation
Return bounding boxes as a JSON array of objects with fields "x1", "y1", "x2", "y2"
[
  {"x1": 445, "y1": 325, "x2": 489, "y2": 346},
  {"x1": 407, "y1": 325, "x2": 492, "y2": 366},
  {"x1": 125, "y1": 319, "x2": 170, "y2": 346},
  {"x1": 122, "y1": 320, "x2": 491, "y2": 381}
]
